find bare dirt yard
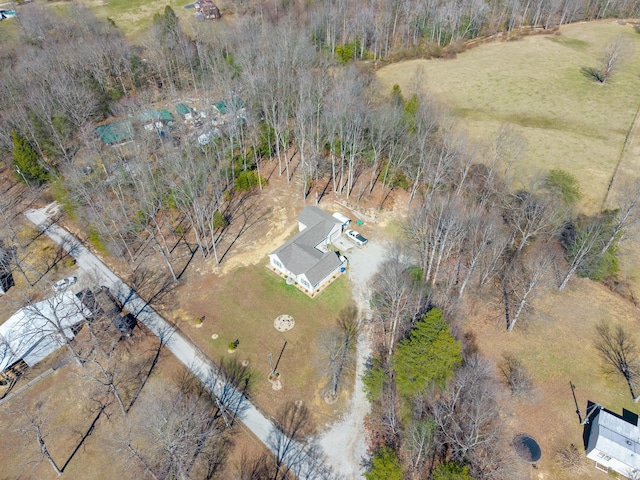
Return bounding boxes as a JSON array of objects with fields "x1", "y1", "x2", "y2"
[{"x1": 0, "y1": 329, "x2": 167, "y2": 479}]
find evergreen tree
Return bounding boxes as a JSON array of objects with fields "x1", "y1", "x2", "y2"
[
  {"x1": 365, "y1": 446, "x2": 403, "y2": 480},
  {"x1": 394, "y1": 309, "x2": 461, "y2": 398},
  {"x1": 433, "y1": 462, "x2": 473, "y2": 480},
  {"x1": 11, "y1": 130, "x2": 49, "y2": 183}
]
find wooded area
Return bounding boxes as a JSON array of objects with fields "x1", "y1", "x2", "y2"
[{"x1": 2, "y1": 0, "x2": 640, "y2": 478}]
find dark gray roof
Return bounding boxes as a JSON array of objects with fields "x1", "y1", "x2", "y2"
[
  {"x1": 271, "y1": 207, "x2": 343, "y2": 286},
  {"x1": 305, "y1": 254, "x2": 341, "y2": 286},
  {"x1": 298, "y1": 206, "x2": 342, "y2": 230}
]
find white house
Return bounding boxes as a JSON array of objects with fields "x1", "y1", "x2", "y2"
[
  {"x1": 0, "y1": 291, "x2": 90, "y2": 374},
  {"x1": 586, "y1": 404, "x2": 640, "y2": 478},
  {"x1": 269, "y1": 207, "x2": 348, "y2": 294}
]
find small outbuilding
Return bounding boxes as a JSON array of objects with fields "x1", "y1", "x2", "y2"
[{"x1": 95, "y1": 121, "x2": 134, "y2": 145}]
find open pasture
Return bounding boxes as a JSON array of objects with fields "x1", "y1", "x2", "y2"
[{"x1": 377, "y1": 21, "x2": 640, "y2": 213}]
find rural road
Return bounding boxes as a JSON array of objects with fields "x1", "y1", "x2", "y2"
[
  {"x1": 319, "y1": 240, "x2": 386, "y2": 478},
  {"x1": 25, "y1": 204, "x2": 332, "y2": 480}
]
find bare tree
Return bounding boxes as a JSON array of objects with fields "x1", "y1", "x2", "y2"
[
  {"x1": 17, "y1": 406, "x2": 62, "y2": 476},
  {"x1": 558, "y1": 216, "x2": 607, "y2": 291},
  {"x1": 555, "y1": 444, "x2": 588, "y2": 476},
  {"x1": 499, "y1": 354, "x2": 533, "y2": 396},
  {"x1": 583, "y1": 35, "x2": 631, "y2": 84},
  {"x1": 267, "y1": 402, "x2": 333, "y2": 480},
  {"x1": 430, "y1": 357, "x2": 514, "y2": 479},
  {"x1": 370, "y1": 247, "x2": 426, "y2": 357},
  {"x1": 502, "y1": 188, "x2": 562, "y2": 256},
  {"x1": 117, "y1": 369, "x2": 232, "y2": 480},
  {"x1": 593, "y1": 320, "x2": 640, "y2": 402},
  {"x1": 501, "y1": 242, "x2": 556, "y2": 332},
  {"x1": 321, "y1": 303, "x2": 360, "y2": 401}
]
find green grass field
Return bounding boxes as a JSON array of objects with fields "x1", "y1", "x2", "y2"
[{"x1": 377, "y1": 21, "x2": 640, "y2": 213}]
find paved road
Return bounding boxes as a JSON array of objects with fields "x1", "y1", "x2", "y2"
[{"x1": 25, "y1": 204, "x2": 332, "y2": 480}]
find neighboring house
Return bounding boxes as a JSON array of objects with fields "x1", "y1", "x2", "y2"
[
  {"x1": 585, "y1": 403, "x2": 640, "y2": 478},
  {"x1": 176, "y1": 103, "x2": 196, "y2": 121},
  {"x1": 137, "y1": 109, "x2": 174, "y2": 132},
  {"x1": 194, "y1": 0, "x2": 220, "y2": 20},
  {"x1": 0, "y1": 247, "x2": 14, "y2": 295},
  {"x1": 0, "y1": 292, "x2": 90, "y2": 375},
  {"x1": 211, "y1": 96, "x2": 247, "y2": 126},
  {"x1": 269, "y1": 206, "x2": 348, "y2": 294}
]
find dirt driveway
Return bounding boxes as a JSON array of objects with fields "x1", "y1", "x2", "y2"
[{"x1": 319, "y1": 240, "x2": 387, "y2": 477}]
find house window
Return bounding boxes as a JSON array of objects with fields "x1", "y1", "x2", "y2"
[
  {"x1": 300, "y1": 279, "x2": 310, "y2": 288},
  {"x1": 597, "y1": 451, "x2": 612, "y2": 461},
  {"x1": 273, "y1": 259, "x2": 283, "y2": 269}
]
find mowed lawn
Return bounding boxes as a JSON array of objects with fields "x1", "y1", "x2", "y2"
[
  {"x1": 175, "y1": 265, "x2": 352, "y2": 427},
  {"x1": 377, "y1": 21, "x2": 640, "y2": 213}
]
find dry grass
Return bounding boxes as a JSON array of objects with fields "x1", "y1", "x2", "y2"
[
  {"x1": 172, "y1": 264, "x2": 352, "y2": 429},
  {"x1": 76, "y1": 0, "x2": 232, "y2": 40},
  {"x1": 468, "y1": 277, "x2": 640, "y2": 479},
  {"x1": 0, "y1": 330, "x2": 172, "y2": 479},
  {"x1": 377, "y1": 21, "x2": 640, "y2": 214}
]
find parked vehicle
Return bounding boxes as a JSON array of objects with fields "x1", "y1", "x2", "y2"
[
  {"x1": 52, "y1": 275, "x2": 78, "y2": 293},
  {"x1": 346, "y1": 229, "x2": 368, "y2": 246}
]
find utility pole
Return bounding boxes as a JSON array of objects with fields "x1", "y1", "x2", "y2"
[
  {"x1": 570, "y1": 381, "x2": 582, "y2": 423},
  {"x1": 274, "y1": 341, "x2": 287, "y2": 374}
]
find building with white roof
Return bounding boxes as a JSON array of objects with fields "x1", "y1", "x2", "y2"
[
  {"x1": 0, "y1": 291, "x2": 90, "y2": 374},
  {"x1": 586, "y1": 404, "x2": 640, "y2": 478}
]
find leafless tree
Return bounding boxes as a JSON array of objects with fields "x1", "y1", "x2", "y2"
[
  {"x1": 593, "y1": 320, "x2": 640, "y2": 402},
  {"x1": 117, "y1": 369, "x2": 232, "y2": 480},
  {"x1": 406, "y1": 192, "x2": 468, "y2": 288},
  {"x1": 499, "y1": 354, "x2": 533, "y2": 396},
  {"x1": 500, "y1": 242, "x2": 556, "y2": 332},
  {"x1": 583, "y1": 35, "x2": 632, "y2": 84},
  {"x1": 502, "y1": 188, "x2": 562, "y2": 256},
  {"x1": 370, "y1": 247, "x2": 427, "y2": 357},
  {"x1": 321, "y1": 303, "x2": 360, "y2": 400},
  {"x1": 558, "y1": 216, "x2": 607, "y2": 291},
  {"x1": 555, "y1": 443, "x2": 588, "y2": 476},
  {"x1": 267, "y1": 402, "x2": 334, "y2": 480},
  {"x1": 16, "y1": 406, "x2": 62, "y2": 476},
  {"x1": 430, "y1": 356, "x2": 515, "y2": 479}
]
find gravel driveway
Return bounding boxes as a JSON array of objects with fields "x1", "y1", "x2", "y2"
[{"x1": 319, "y1": 240, "x2": 387, "y2": 478}]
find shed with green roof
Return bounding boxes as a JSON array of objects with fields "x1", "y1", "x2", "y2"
[{"x1": 95, "y1": 121, "x2": 134, "y2": 145}]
